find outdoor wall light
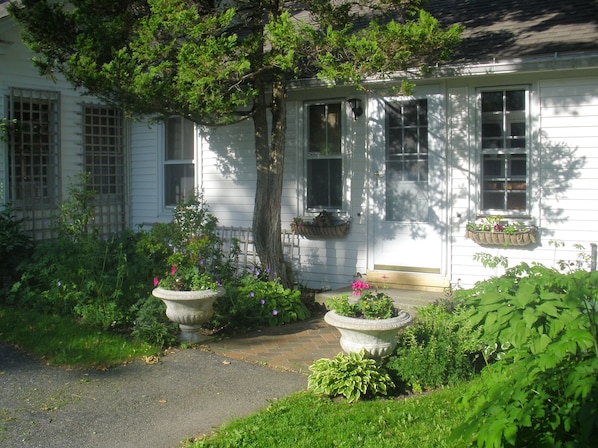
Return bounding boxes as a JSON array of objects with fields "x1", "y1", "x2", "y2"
[{"x1": 348, "y1": 98, "x2": 363, "y2": 120}]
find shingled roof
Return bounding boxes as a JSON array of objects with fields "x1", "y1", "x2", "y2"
[
  {"x1": 3, "y1": 0, "x2": 598, "y2": 64},
  {"x1": 426, "y1": 0, "x2": 598, "y2": 63}
]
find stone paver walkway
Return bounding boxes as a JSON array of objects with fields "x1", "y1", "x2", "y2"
[
  {"x1": 205, "y1": 312, "x2": 341, "y2": 374},
  {"x1": 205, "y1": 287, "x2": 443, "y2": 374}
]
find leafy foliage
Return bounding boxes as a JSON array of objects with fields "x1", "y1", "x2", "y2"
[
  {"x1": 453, "y1": 263, "x2": 598, "y2": 447},
  {"x1": 130, "y1": 296, "x2": 178, "y2": 348},
  {"x1": 151, "y1": 191, "x2": 235, "y2": 291},
  {"x1": 308, "y1": 351, "x2": 395, "y2": 403},
  {"x1": 213, "y1": 267, "x2": 310, "y2": 329},
  {"x1": 0, "y1": 206, "x2": 33, "y2": 293},
  {"x1": 385, "y1": 300, "x2": 484, "y2": 391},
  {"x1": 327, "y1": 281, "x2": 396, "y2": 319}
]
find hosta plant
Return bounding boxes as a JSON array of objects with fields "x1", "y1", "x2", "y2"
[{"x1": 308, "y1": 350, "x2": 395, "y2": 403}]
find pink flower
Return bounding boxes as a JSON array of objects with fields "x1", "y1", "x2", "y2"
[
  {"x1": 171, "y1": 265, "x2": 177, "y2": 276},
  {"x1": 153, "y1": 277, "x2": 159, "y2": 287},
  {"x1": 352, "y1": 280, "x2": 370, "y2": 296}
]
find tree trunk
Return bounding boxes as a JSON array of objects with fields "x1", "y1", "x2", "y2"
[{"x1": 252, "y1": 73, "x2": 290, "y2": 287}]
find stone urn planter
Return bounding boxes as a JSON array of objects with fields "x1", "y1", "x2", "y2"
[
  {"x1": 152, "y1": 286, "x2": 225, "y2": 344},
  {"x1": 324, "y1": 310, "x2": 412, "y2": 358}
]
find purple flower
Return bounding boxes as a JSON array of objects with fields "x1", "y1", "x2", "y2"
[
  {"x1": 260, "y1": 299, "x2": 265, "y2": 305},
  {"x1": 249, "y1": 292, "x2": 255, "y2": 298},
  {"x1": 272, "y1": 310, "x2": 278, "y2": 316}
]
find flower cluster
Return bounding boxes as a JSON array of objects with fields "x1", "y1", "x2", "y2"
[
  {"x1": 466, "y1": 215, "x2": 530, "y2": 235},
  {"x1": 154, "y1": 263, "x2": 220, "y2": 291},
  {"x1": 327, "y1": 280, "x2": 396, "y2": 320}
]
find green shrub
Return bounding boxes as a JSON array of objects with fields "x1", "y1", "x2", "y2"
[
  {"x1": 454, "y1": 263, "x2": 598, "y2": 447},
  {"x1": 131, "y1": 296, "x2": 178, "y2": 347},
  {"x1": 308, "y1": 351, "x2": 395, "y2": 402},
  {"x1": 385, "y1": 301, "x2": 484, "y2": 391},
  {"x1": 9, "y1": 231, "x2": 156, "y2": 327},
  {"x1": 213, "y1": 268, "x2": 310, "y2": 329},
  {"x1": 0, "y1": 206, "x2": 33, "y2": 294}
]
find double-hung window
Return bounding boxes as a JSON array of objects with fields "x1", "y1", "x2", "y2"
[
  {"x1": 164, "y1": 116, "x2": 195, "y2": 207},
  {"x1": 480, "y1": 89, "x2": 528, "y2": 212},
  {"x1": 306, "y1": 102, "x2": 343, "y2": 210}
]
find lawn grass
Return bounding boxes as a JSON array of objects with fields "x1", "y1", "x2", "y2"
[
  {"x1": 0, "y1": 305, "x2": 159, "y2": 369},
  {"x1": 184, "y1": 386, "x2": 473, "y2": 448}
]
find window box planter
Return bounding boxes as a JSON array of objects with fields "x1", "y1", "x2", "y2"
[
  {"x1": 465, "y1": 228, "x2": 537, "y2": 246},
  {"x1": 291, "y1": 221, "x2": 351, "y2": 239}
]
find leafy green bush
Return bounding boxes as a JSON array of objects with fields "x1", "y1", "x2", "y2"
[
  {"x1": 385, "y1": 301, "x2": 484, "y2": 391},
  {"x1": 454, "y1": 263, "x2": 598, "y2": 447},
  {"x1": 213, "y1": 268, "x2": 310, "y2": 329},
  {"x1": 308, "y1": 351, "x2": 395, "y2": 402},
  {"x1": 130, "y1": 296, "x2": 178, "y2": 347},
  {"x1": 9, "y1": 231, "x2": 156, "y2": 327},
  {"x1": 0, "y1": 206, "x2": 33, "y2": 294}
]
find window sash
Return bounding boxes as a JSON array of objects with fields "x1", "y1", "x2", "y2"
[
  {"x1": 480, "y1": 89, "x2": 528, "y2": 212},
  {"x1": 164, "y1": 116, "x2": 195, "y2": 206},
  {"x1": 306, "y1": 102, "x2": 343, "y2": 209}
]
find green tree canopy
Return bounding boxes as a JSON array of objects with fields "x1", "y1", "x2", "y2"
[{"x1": 10, "y1": 0, "x2": 463, "y2": 286}]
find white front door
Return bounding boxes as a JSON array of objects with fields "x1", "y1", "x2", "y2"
[{"x1": 367, "y1": 93, "x2": 447, "y2": 283}]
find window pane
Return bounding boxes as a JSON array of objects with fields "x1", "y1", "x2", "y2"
[
  {"x1": 308, "y1": 103, "x2": 341, "y2": 155},
  {"x1": 307, "y1": 159, "x2": 342, "y2": 208},
  {"x1": 166, "y1": 117, "x2": 194, "y2": 160},
  {"x1": 165, "y1": 164, "x2": 194, "y2": 206},
  {"x1": 481, "y1": 91, "x2": 503, "y2": 112},
  {"x1": 506, "y1": 90, "x2": 525, "y2": 111}
]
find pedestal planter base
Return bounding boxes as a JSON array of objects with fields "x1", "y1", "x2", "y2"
[
  {"x1": 152, "y1": 287, "x2": 225, "y2": 344},
  {"x1": 324, "y1": 310, "x2": 412, "y2": 358}
]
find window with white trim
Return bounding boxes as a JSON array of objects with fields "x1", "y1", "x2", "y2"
[
  {"x1": 480, "y1": 89, "x2": 528, "y2": 212},
  {"x1": 164, "y1": 116, "x2": 195, "y2": 207},
  {"x1": 306, "y1": 102, "x2": 343, "y2": 210}
]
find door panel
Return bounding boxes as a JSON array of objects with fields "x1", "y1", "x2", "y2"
[{"x1": 369, "y1": 95, "x2": 445, "y2": 275}]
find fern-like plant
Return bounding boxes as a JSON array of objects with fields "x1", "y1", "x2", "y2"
[{"x1": 308, "y1": 351, "x2": 395, "y2": 402}]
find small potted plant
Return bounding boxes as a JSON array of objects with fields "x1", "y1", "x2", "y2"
[
  {"x1": 291, "y1": 211, "x2": 351, "y2": 239},
  {"x1": 465, "y1": 215, "x2": 537, "y2": 246},
  {"x1": 324, "y1": 280, "x2": 412, "y2": 357}
]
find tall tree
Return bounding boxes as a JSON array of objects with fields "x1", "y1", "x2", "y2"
[{"x1": 10, "y1": 0, "x2": 462, "y2": 286}]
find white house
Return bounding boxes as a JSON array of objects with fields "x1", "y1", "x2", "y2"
[{"x1": 2, "y1": 0, "x2": 598, "y2": 291}]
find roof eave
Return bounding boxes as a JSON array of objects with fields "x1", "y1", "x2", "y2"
[{"x1": 288, "y1": 51, "x2": 598, "y2": 90}]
